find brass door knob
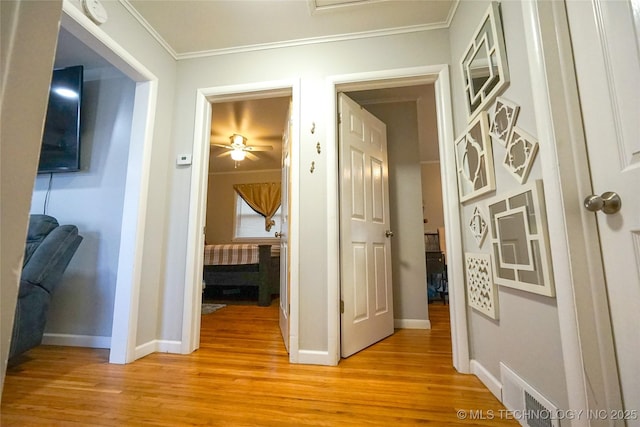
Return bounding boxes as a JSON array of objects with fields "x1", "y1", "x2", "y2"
[{"x1": 385, "y1": 230, "x2": 394, "y2": 238}]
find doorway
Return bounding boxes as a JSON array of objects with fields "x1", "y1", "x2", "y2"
[
  {"x1": 182, "y1": 82, "x2": 301, "y2": 360},
  {"x1": 34, "y1": 5, "x2": 158, "y2": 365},
  {"x1": 203, "y1": 96, "x2": 288, "y2": 304},
  {"x1": 327, "y1": 66, "x2": 468, "y2": 371}
]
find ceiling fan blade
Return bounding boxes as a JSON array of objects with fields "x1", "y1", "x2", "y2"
[
  {"x1": 211, "y1": 143, "x2": 232, "y2": 149},
  {"x1": 216, "y1": 151, "x2": 233, "y2": 158},
  {"x1": 256, "y1": 135, "x2": 283, "y2": 142},
  {"x1": 245, "y1": 145, "x2": 273, "y2": 152},
  {"x1": 245, "y1": 152, "x2": 259, "y2": 161}
]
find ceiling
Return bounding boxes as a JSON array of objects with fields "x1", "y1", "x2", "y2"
[{"x1": 125, "y1": 0, "x2": 457, "y2": 57}]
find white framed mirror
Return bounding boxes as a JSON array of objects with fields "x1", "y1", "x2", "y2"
[
  {"x1": 461, "y1": 2, "x2": 510, "y2": 121},
  {"x1": 487, "y1": 180, "x2": 555, "y2": 297}
]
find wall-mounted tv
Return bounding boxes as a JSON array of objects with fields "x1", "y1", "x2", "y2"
[{"x1": 38, "y1": 65, "x2": 84, "y2": 174}]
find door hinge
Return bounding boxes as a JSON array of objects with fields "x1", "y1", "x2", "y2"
[
  {"x1": 338, "y1": 112, "x2": 342, "y2": 125},
  {"x1": 340, "y1": 300, "x2": 344, "y2": 314}
]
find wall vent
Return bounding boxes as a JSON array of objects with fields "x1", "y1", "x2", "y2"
[{"x1": 500, "y1": 363, "x2": 559, "y2": 427}]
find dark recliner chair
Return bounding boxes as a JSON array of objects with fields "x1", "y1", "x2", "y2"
[{"x1": 9, "y1": 214, "x2": 83, "y2": 360}]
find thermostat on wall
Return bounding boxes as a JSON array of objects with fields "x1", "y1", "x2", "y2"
[{"x1": 177, "y1": 154, "x2": 192, "y2": 166}]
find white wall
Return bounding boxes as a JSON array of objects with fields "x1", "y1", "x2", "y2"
[
  {"x1": 363, "y1": 101, "x2": 428, "y2": 324},
  {"x1": 421, "y1": 163, "x2": 444, "y2": 232},
  {"x1": 0, "y1": 0, "x2": 63, "y2": 396},
  {"x1": 61, "y1": 0, "x2": 179, "y2": 349},
  {"x1": 449, "y1": 0, "x2": 568, "y2": 410},
  {"x1": 167, "y1": 30, "x2": 451, "y2": 352},
  {"x1": 31, "y1": 69, "x2": 135, "y2": 341}
]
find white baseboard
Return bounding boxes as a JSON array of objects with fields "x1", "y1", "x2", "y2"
[
  {"x1": 297, "y1": 349, "x2": 332, "y2": 365},
  {"x1": 42, "y1": 333, "x2": 111, "y2": 349},
  {"x1": 134, "y1": 339, "x2": 182, "y2": 360},
  {"x1": 470, "y1": 359, "x2": 502, "y2": 401},
  {"x1": 394, "y1": 318, "x2": 431, "y2": 329}
]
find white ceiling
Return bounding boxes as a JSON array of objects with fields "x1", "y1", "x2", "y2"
[{"x1": 125, "y1": 0, "x2": 457, "y2": 57}]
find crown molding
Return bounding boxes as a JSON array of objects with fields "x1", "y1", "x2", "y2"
[
  {"x1": 119, "y1": 0, "x2": 178, "y2": 60},
  {"x1": 119, "y1": 0, "x2": 457, "y2": 61},
  {"x1": 177, "y1": 22, "x2": 450, "y2": 60}
]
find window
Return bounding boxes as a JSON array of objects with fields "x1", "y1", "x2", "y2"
[{"x1": 233, "y1": 194, "x2": 281, "y2": 240}]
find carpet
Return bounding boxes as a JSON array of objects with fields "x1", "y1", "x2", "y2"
[{"x1": 201, "y1": 303, "x2": 226, "y2": 315}]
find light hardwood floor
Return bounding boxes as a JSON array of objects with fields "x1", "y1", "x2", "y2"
[{"x1": 2, "y1": 301, "x2": 517, "y2": 426}]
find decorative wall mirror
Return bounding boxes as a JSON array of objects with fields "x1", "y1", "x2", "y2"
[
  {"x1": 461, "y1": 2, "x2": 510, "y2": 121},
  {"x1": 487, "y1": 180, "x2": 555, "y2": 297},
  {"x1": 455, "y1": 111, "x2": 496, "y2": 203}
]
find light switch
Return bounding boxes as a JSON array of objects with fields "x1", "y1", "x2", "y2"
[{"x1": 176, "y1": 154, "x2": 192, "y2": 166}]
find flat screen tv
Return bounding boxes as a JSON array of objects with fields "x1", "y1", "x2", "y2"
[{"x1": 38, "y1": 65, "x2": 84, "y2": 174}]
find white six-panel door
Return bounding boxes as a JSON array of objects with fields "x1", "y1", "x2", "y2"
[
  {"x1": 566, "y1": 0, "x2": 640, "y2": 417},
  {"x1": 339, "y1": 93, "x2": 394, "y2": 358}
]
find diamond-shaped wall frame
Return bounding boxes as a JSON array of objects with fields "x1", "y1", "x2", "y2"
[
  {"x1": 489, "y1": 97, "x2": 520, "y2": 147},
  {"x1": 503, "y1": 126, "x2": 539, "y2": 184},
  {"x1": 469, "y1": 206, "x2": 488, "y2": 247}
]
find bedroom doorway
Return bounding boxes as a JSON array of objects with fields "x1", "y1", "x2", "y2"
[
  {"x1": 203, "y1": 96, "x2": 289, "y2": 305},
  {"x1": 182, "y1": 82, "x2": 301, "y2": 359},
  {"x1": 327, "y1": 66, "x2": 467, "y2": 370}
]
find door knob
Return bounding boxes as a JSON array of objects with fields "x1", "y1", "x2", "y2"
[
  {"x1": 275, "y1": 231, "x2": 283, "y2": 238},
  {"x1": 584, "y1": 191, "x2": 621, "y2": 214},
  {"x1": 385, "y1": 230, "x2": 394, "y2": 238}
]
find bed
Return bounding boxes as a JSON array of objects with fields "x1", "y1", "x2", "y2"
[{"x1": 203, "y1": 244, "x2": 280, "y2": 306}]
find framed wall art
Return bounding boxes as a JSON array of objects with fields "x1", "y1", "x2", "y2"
[
  {"x1": 503, "y1": 126, "x2": 539, "y2": 184},
  {"x1": 469, "y1": 205, "x2": 488, "y2": 247},
  {"x1": 487, "y1": 180, "x2": 555, "y2": 297},
  {"x1": 455, "y1": 111, "x2": 496, "y2": 203},
  {"x1": 489, "y1": 97, "x2": 520, "y2": 146},
  {"x1": 460, "y1": 2, "x2": 510, "y2": 121},
  {"x1": 465, "y1": 252, "x2": 499, "y2": 319}
]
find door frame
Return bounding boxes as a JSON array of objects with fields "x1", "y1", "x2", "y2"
[
  {"x1": 326, "y1": 65, "x2": 469, "y2": 372},
  {"x1": 60, "y1": 2, "x2": 158, "y2": 364},
  {"x1": 182, "y1": 79, "x2": 301, "y2": 361},
  {"x1": 521, "y1": 0, "x2": 623, "y2": 416}
]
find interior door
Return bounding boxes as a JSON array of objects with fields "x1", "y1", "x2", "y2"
[
  {"x1": 278, "y1": 100, "x2": 292, "y2": 352},
  {"x1": 566, "y1": 0, "x2": 640, "y2": 414},
  {"x1": 338, "y1": 93, "x2": 394, "y2": 358}
]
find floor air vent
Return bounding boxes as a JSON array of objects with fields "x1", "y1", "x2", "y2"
[
  {"x1": 524, "y1": 390, "x2": 555, "y2": 427},
  {"x1": 500, "y1": 363, "x2": 559, "y2": 427}
]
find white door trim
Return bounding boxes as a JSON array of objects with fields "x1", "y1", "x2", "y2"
[
  {"x1": 325, "y1": 65, "x2": 469, "y2": 372},
  {"x1": 60, "y1": 0, "x2": 158, "y2": 364},
  {"x1": 182, "y1": 79, "x2": 301, "y2": 362},
  {"x1": 521, "y1": 0, "x2": 623, "y2": 419}
]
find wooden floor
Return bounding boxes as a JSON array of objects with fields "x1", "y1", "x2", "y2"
[{"x1": 2, "y1": 301, "x2": 517, "y2": 426}]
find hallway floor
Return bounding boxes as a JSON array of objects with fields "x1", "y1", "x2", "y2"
[{"x1": 1, "y1": 301, "x2": 517, "y2": 426}]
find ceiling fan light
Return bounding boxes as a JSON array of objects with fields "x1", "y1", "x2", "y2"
[
  {"x1": 231, "y1": 149, "x2": 246, "y2": 161},
  {"x1": 231, "y1": 134, "x2": 246, "y2": 146}
]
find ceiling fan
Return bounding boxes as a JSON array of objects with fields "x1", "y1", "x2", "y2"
[{"x1": 211, "y1": 133, "x2": 273, "y2": 161}]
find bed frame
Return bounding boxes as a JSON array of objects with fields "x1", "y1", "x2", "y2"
[{"x1": 203, "y1": 245, "x2": 279, "y2": 306}]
